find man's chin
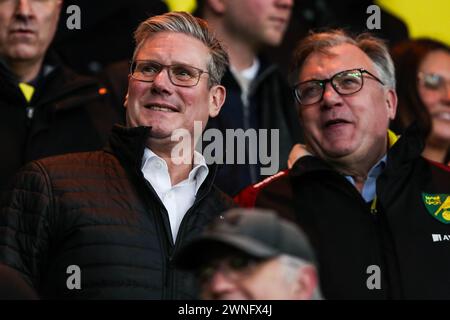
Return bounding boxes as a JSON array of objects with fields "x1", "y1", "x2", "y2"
[
  {"x1": 320, "y1": 146, "x2": 356, "y2": 161},
  {"x1": 7, "y1": 45, "x2": 41, "y2": 61},
  {"x1": 147, "y1": 129, "x2": 173, "y2": 140}
]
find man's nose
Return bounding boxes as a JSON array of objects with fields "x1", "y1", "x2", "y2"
[
  {"x1": 15, "y1": 0, "x2": 33, "y2": 18},
  {"x1": 150, "y1": 68, "x2": 173, "y2": 95},
  {"x1": 321, "y1": 82, "x2": 343, "y2": 108},
  {"x1": 443, "y1": 82, "x2": 450, "y2": 105},
  {"x1": 203, "y1": 270, "x2": 237, "y2": 298}
]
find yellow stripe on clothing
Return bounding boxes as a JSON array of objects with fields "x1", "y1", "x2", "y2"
[
  {"x1": 18, "y1": 82, "x2": 35, "y2": 103},
  {"x1": 388, "y1": 129, "x2": 399, "y2": 147}
]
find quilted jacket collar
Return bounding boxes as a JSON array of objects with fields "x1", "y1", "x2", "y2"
[{"x1": 104, "y1": 124, "x2": 218, "y2": 195}]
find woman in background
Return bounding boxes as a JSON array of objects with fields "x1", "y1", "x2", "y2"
[{"x1": 391, "y1": 38, "x2": 450, "y2": 165}]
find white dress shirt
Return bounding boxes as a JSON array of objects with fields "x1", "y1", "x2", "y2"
[{"x1": 141, "y1": 148, "x2": 209, "y2": 241}]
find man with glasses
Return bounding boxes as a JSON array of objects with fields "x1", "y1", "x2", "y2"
[
  {"x1": 0, "y1": 12, "x2": 234, "y2": 299},
  {"x1": 174, "y1": 208, "x2": 322, "y2": 300},
  {"x1": 235, "y1": 30, "x2": 450, "y2": 299},
  {"x1": 0, "y1": 0, "x2": 122, "y2": 193}
]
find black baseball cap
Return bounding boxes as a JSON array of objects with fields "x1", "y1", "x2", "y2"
[{"x1": 174, "y1": 208, "x2": 317, "y2": 270}]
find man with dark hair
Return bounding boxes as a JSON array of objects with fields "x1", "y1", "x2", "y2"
[
  {"x1": 195, "y1": 0, "x2": 302, "y2": 196},
  {"x1": 175, "y1": 208, "x2": 322, "y2": 300},
  {"x1": 0, "y1": 0, "x2": 122, "y2": 192},
  {"x1": 0, "y1": 11, "x2": 233, "y2": 299}
]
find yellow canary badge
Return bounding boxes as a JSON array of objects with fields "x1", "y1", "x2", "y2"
[{"x1": 423, "y1": 193, "x2": 450, "y2": 224}]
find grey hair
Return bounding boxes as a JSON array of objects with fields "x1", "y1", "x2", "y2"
[
  {"x1": 291, "y1": 29, "x2": 396, "y2": 90},
  {"x1": 133, "y1": 11, "x2": 229, "y2": 87},
  {"x1": 278, "y1": 254, "x2": 323, "y2": 300}
]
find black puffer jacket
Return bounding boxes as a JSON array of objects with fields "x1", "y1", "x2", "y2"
[
  {"x1": 0, "y1": 125, "x2": 234, "y2": 299},
  {"x1": 0, "y1": 53, "x2": 123, "y2": 192}
]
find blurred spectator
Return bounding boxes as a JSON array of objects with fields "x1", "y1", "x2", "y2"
[
  {"x1": 266, "y1": 0, "x2": 409, "y2": 75},
  {"x1": 391, "y1": 39, "x2": 450, "y2": 164},
  {"x1": 174, "y1": 208, "x2": 322, "y2": 300},
  {"x1": 0, "y1": 0, "x2": 123, "y2": 192},
  {"x1": 53, "y1": 0, "x2": 168, "y2": 75},
  {"x1": 196, "y1": 0, "x2": 303, "y2": 196}
]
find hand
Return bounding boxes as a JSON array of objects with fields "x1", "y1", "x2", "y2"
[{"x1": 288, "y1": 143, "x2": 313, "y2": 169}]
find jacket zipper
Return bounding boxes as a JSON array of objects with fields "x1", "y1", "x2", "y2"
[
  {"x1": 169, "y1": 172, "x2": 216, "y2": 298},
  {"x1": 325, "y1": 171, "x2": 395, "y2": 297},
  {"x1": 370, "y1": 196, "x2": 378, "y2": 214},
  {"x1": 172, "y1": 167, "x2": 216, "y2": 253},
  {"x1": 143, "y1": 178, "x2": 212, "y2": 299},
  {"x1": 139, "y1": 177, "x2": 173, "y2": 299}
]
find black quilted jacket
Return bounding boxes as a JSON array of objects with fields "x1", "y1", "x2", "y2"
[{"x1": 0, "y1": 125, "x2": 234, "y2": 299}]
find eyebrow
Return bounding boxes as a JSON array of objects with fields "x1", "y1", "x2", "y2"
[
  {"x1": 299, "y1": 70, "x2": 342, "y2": 81},
  {"x1": 137, "y1": 58, "x2": 204, "y2": 67}
]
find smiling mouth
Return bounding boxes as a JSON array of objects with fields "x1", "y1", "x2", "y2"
[
  {"x1": 144, "y1": 104, "x2": 178, "y2": 113},
  {"x1": 324, "y1": 119, "x2": 351, "y2": 128},
  {"x1": 433, "y1": 112, "x2": 450, "y2": 121},
  {"x1": 10, "y1": 29, "x2": 34, "y2": 35},
  {"x1": 269, "y1": 17, "x2": 288, "y2": 28}
]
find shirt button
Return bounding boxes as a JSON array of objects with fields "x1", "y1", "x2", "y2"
[{"x1": 154, "y1": 161, "x2": 162, "y2": 169}]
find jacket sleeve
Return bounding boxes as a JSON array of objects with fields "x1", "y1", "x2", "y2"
[{"x1": 0, "y1": 161, "x2": 53, "y2": 292}]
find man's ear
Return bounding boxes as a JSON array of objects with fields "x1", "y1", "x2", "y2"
[
  {"x1": 208, "y1": 85, "x2": 226, "y2": 118},
  {"x1": 386, "y1": 88, "x2": 398, "y2": 120},
  {"x1": 292, "y1": 265, "x2": 319, "y2": 300},
  {"x1": 124, "y1": 75, "x2": 132, "y2": 109},
  {"x1": 207, "y1": 0, "x2": 226, "y2": 14}
]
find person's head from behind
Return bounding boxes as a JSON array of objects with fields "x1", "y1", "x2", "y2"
[
  {"x1": 291, "y1": 30, "x2": 397, "y2": 171},
  {"x1": 125, "y1": 11, "x2": 228, "y2": 148},
  {"x1": 174, "y1": 208, "x2": 322, "y2": 300},
  {"x1": 197, "y1": 0, "x2": 293, "y2": 50},
  {"x1": 0, "y1": 0, "x2": 62, "y2": 79},
  {"x1": 391, "y1": 39, "x2": 450, "y2": 163}
]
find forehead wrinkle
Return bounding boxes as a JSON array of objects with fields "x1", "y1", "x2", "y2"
[
  {"x1": 299, "y1": 44, "x2": 378, "y2": 81},
  {"x1": 135, "y1": 32, "x2": 210, "y2": 71}
]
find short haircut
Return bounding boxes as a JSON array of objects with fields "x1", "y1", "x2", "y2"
[
  {"x1": 133, "y1": 11, "x2": 229, "y2": 87},
  {"x1": 291, "y1": 29, "x2": 396, "y2": 90}
]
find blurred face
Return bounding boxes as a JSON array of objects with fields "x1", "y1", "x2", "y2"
[
  {"x1": 417, "y1": 50, "x2": 450, "y2": 144},
  {"x1": 125, "y1": 32, "x2": 225, "y2": 146},
  {"x1": 0, "y1": 0, "x2": 62, "y2": 63},
  {"x1": 201, "y1": 255, "x2": 299, "y2": 300},
  {"x1": 297, "y1": 44, "x2": 397, "y2": 167},
  {"x1": 223, "y1": 0, "x2": 293, "y2": 47}
]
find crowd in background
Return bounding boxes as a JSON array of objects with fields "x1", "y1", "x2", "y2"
[{"x1": 0, "y1": 0, "x2": 449, "y2": 300}]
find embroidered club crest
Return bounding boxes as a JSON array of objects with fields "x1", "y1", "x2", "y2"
[{"x1": 422, "y1": 193, "x2": 450, "y2": 224}]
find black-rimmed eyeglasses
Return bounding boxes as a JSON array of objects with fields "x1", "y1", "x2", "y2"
[
  {"x1": 293, "y1": 68, "x2": 385, "y2": 106},
  {"x1": 130, "y1": 60, "x2": 210, "y2": 87}
]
